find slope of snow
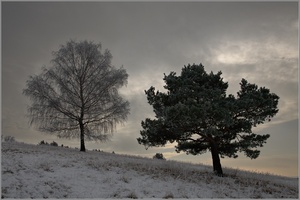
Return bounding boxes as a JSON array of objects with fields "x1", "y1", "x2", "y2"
[{"x1": 1, "y1": 141, "x2": 298, "y2": 198}]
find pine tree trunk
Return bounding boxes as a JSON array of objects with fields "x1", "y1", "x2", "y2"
[
  {"x1": 79, "y1": 121, "x2": 86, "y2": 152},
  {"x1": 210, "y1": 141, "x2": 223, "y2": 176}
]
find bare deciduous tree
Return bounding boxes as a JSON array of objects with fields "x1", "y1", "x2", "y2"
[{"x1": 23, "y1": 40, "x2": 130, "y2": 151}]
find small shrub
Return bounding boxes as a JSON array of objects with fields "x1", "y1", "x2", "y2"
[
  {"x1": 2, "y1": 135, "x2": 15, "y2": 142},
  {"x1": 50, "y1": 141, "x2": 58, "y2": 146},
  {"x1": 93, "y1": 149, "x2": 102, "y2": 152},
  {"x1": 153, "y1": 153, "x2": 166, "y2": 160},
  {"x1": 163, "y1": 192, "x2": 174, "y2": 199},
  {"x1": 126, "y1": 191, "x2": 138, "y2": 199},
  {"x1": 39, "y1": 140, "x2": 48, "y2": 145}
]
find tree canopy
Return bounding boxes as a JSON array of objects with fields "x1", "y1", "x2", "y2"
[
  {"x1": 137, "y1": 63, "x2": 279, "y2": 176},
  {"x1": 23, "y1": 40, "x2": 130, "y2": 151}
]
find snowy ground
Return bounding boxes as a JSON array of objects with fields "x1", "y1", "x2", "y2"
[{"x1": 1, "y1": 141, "x2": 298, "y2": 198}]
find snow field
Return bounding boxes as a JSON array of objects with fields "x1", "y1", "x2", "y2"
[{"x1": 1, "y1": 141, "x2": 298, "y2": 198}]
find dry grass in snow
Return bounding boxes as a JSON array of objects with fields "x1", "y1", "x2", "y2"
[{"x1": 1, "y1": 141, "x2": 298, "y2": 198}]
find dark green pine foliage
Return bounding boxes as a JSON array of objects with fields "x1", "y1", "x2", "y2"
[{"x1": 137, "y1": 64, "x2": 279, "y2": 176}]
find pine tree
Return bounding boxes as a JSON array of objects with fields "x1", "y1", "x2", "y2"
[{"x1": 137, "y1": 63, "x2": 279, "y2": 176}]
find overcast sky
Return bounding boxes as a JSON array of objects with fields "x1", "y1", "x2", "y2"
[{"x1": 2, "y1": 1, "x2": 298, "y2": 177}]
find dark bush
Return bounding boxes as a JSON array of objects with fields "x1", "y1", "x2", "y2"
[
  {"x1": 39, "y1": 140, "x2": 48, "y2": 145},
  {"x1": 50, "y1": 141, "x2": 58, "y2": 146},
  {"x1": 153, "y1": 153, "x2": 166, "y2": 160},
  {"x1": 1, "y1": 135, "x2": 15, "y2": 142},
  {"x1": 6, "y1": 136, "x2": 15, "y2": 142}
]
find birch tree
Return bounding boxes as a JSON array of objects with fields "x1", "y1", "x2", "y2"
[{"x1": 23, "y1": 40, "x2": 130, "y2": 151}]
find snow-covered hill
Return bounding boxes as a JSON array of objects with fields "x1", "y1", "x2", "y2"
[{"x1": 1, "y1": 141, "x2": 298, "y2": 198}]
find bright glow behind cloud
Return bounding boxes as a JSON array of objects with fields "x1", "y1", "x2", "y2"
[{"x1": 215, "y1": 37, "x2": 298, "y2": 66}]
